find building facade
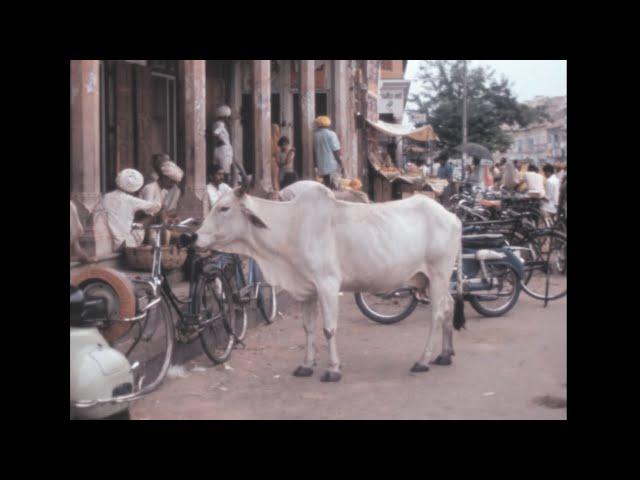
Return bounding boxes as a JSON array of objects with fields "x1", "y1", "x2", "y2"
[
  {"x1": 377, "y1": 60, "x2": 411, "y2": 168},
  {"x1": 70, "y1": 60, "x2": 383, "y2": 259},
  {"x1": 501, "y1": 95, "x2": 567, "y2": 165}
]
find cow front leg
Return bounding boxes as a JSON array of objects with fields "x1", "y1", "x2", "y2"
[
  {"x1": 293, "y1": 299, "x2": 317, "y2": 378},
  {"x1": 317, "y1": 285, "x2": 341, "y2": 382}
]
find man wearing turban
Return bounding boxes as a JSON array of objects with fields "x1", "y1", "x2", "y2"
[
  {"x1": 140, "y1": 153, "x2": 183, "y2": 217},
  {"x1": 313, "y1": 116, "x2": 344, "y2": 190},
  {"x1": 101, "y1": 168, "x2": 161, "y2": 251}
]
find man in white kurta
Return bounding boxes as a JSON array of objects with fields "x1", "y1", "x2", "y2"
[
  {"x1": 542, "y1": 163, "x2": 560, "y2": 217},
  {"x1": 207, "y1": 164, "x2": 232, "y2": 208},
  {"x1": 102, "y1": 169, "x2": 161, "y2": 251},
  {"x1": 140, "y1": 156, "x2": 183, "y2": 216},
  {"x1": 212, "y1": 105, "x2": 233, "y2": 180}
]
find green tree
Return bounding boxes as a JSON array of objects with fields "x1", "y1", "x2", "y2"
[{"x1": 408, "y1": 60, "x2": 548, "y2": 156}]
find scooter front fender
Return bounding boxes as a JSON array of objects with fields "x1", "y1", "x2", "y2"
[{"x1": 70, "y1": 328, "x2": 133, "y2": 420}]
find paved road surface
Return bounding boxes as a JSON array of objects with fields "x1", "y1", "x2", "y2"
[{"x1": 131, "y1": 291, "x2": 566, "y2": 420}]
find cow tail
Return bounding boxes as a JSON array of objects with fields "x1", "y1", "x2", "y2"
[{"x1": 453, "y1": 296, "x2": 466, "y2": 331}]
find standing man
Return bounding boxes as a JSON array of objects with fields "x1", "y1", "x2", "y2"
[
  {"x1": 523, "y1": 164, "x2": 546, "y2": 198},
  {"x1": 436, "y1": 154, "x2": 454, "y2": 204},
  {"x1": 313, "y1": 116, "x2": 344, "y2": 190},
  {"x1": 542, "y1": 163, "x2": 560, "y2": 220},
  {"x1": 212, "y1": 105, "x2": 234, "y2": 185},
  {"x1": 437, "y1": 155, "x2": 454, "y2": 181},
  {"x1": 467, "y1": 157, "x2": 484, "y2": 188}
]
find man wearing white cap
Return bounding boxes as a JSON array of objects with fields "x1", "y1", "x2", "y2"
[
  {"x1": 102, "y1": 168, "x2": 161, "y2": 251},
  {"x1": 212, "y1": 105, "x2": 234, "y2": 184}
]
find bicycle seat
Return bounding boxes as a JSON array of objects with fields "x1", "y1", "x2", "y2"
[{"x1": 462, "y1": 234, "x2": 507, "y2": 249}]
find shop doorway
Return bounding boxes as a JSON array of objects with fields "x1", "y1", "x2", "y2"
[
  {"x1": 98, "y1": 60, "x2": 178, "y2": 193},
  {"x1": 241, "y1": 94, "x2": 255, "y2": 176},
  {"x1": 292, "y1": 92, "x2": 329, "y2": 177}
]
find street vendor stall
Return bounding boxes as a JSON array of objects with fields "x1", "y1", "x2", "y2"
[{"x1": 366, "y1": 120, "x2": 444, "y2": 202}]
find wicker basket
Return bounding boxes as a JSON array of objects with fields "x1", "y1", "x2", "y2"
[{"x1": 124, "y1": 245, "x2": 188, "y2": 271}]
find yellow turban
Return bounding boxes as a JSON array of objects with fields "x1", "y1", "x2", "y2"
[{"x1": 315, "y1": 116, "x2": 331, "y2": 128}]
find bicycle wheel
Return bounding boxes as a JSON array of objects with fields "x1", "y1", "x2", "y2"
[
  {"x1": 235, "y1": 305, "x2": 248, "y2": 341},
  {"x1": 257, "y1": 284, "x2": 277, "y2": 324},
  {"x1": 520, "y1": 230, "x2": 567, "y2": 301},
  {"x1": 127, "y1": 293, "x2": 174, "y2": 391},
  {"x1": 195, "y1": 272, "x2": 236, "y2": 364},
  {"x1": 81, "y1": 280, "x2": 174, "y2": 392},
  {"x1": 469, "y1": 264, "x2": 521, "y2": 317},
  {"x1": 355, "y1": 289, "x2": 418, "y2": 324}
]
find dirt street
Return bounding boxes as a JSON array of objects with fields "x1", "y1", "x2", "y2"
[{"x1": 131, "y1": 292, "x2": 567, "y2": 420}]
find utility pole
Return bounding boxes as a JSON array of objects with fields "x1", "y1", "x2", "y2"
[{"x1": 462, "y1": 59, "x2": 468, "y2": 182}]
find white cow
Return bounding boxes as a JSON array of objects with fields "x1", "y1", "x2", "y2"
[{"x1": 195, "y1": 179, "x2": 463, "y2": 382}]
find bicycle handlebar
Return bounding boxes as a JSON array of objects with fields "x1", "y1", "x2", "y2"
[{"x1": 131, "y1": 218, "x2": 199, "y2": 232}]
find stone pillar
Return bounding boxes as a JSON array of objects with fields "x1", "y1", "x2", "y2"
[
  {"x1": 230, "y1": 60, "x2": 243, "y2": 185},
  {"x1": 332, "y1": 60, "x2": 352, "y2": 178},
  {"x1": 253, "y1": 60, "x2": 272, "y2": 192},
  {"x1": 300, "y1": 60, "x2": 315, "y2": 179},
  {"x1": 181, "y1": 60, "x2": 207, "y2": 217},
  {"x1": 71, "y1": 60, "x2": 101, "y2": 213},
  {"x1": 70, "y1": 60, "x2": 114, "y2": 258},
  {"x1": 280, "y1": 60, "x2": 293, "y2": 140}
]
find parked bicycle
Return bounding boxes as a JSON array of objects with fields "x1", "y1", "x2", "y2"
[
  {"x1": 77, "y1": 218, "x2": 240, "y2": 398},
  {"x1": 207, "y1": 252, "x2": 277, "y2": 339},
  {"x1": 463, "y1": 211, "x2": 566, "y2": 302}
]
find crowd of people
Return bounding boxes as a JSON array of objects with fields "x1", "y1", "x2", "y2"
[
  {"x1": 70, "y1": 107, "x2": 350, "y2": 263},
  {"x1": 71, "y1": 103, "x2": 566, "y2": 264},
  {"x1": 435, "y1": 154, "x2": 567, "y2": 220}
]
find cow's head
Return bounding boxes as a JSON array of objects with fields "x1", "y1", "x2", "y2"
[{"x1": 195, "y1": 169, "x2": 268, "y2": 250}]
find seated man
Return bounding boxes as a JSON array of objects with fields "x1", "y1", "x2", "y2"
[
  {"x1": 102, "y1": 169, "x2": 161, "y2": 252},
  {"x1": 139, "y1": 154, "x2": 184, "y2": 243},
  {"x1": 207, "y1": 164, "x2": 232, "y2": 209}
]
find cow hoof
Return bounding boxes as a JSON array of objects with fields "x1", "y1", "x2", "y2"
[
  {"x1": 430, "y1": 355, "x2": 453, "y2": 366},
  {"x1": 293, "y1": 366, "x2": 314, "y2": 377},
  {"x1": 410, "y1": 363, "x2": 430, "y2": 373},
  {"x1": 320, "y1": 371, "x2": 342, "y2": 382}
]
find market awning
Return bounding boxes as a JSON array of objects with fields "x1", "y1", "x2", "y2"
[{"x1": 366, "y1": 119, "x2": 438, "y2": 142}]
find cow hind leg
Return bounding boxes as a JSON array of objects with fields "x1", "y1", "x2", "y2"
[
  {"x1": 431, "y1": 270, "x2": 456, "y2": 366},
  {"x1": 412, "y1": 271, "x2": 452, "y2": 372},
  {"x1": 293, "y1": 299, "x2": 317, "y2": 377}
]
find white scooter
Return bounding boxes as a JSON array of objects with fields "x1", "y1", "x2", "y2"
[{"x1": 70, "y1": 285, "x2": 140, "y2": 420}]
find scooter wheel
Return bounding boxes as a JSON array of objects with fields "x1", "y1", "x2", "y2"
[{"x1": 71, "y1": 266, "x2": 137, "y2": 343}]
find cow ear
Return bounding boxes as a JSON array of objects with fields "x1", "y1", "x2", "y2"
[
  {"x1": 234, "y1": 186, "x2": 246, "y2": 198},
  {"x1": 241, "y1": 206, "x2": 268, "y2": 229}
]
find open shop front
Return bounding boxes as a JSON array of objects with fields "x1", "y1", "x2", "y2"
[{"x1": 365, "y1": 120, "x2": 447, "y2": 202}]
